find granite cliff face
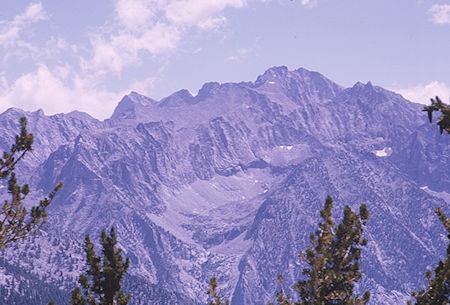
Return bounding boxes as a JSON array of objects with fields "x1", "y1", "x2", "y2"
[{"x1": 0, "y1": 66, "x2": 448, "y2": 304}]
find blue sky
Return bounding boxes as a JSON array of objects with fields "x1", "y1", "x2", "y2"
[{"x1": 1, "y1": 0, "x2": 450, "y2": 119}]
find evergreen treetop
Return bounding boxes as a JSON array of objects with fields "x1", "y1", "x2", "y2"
[
  {"x1": 408, "y1": 208, "x2": 449, "y2": 305},
  {"x1": 0, "y1": 117, "x2": 62, "y2": 250},
  {"x1": 70, "y1": 227, "x2": 131, "y2": 305},
  {"x1": 423, "y1": 96, "x2": 450, "y2": 135},
  {"x1": 272, "y1": 196, "x2": 370, "y2": 305},
  {"x1": 207, "y1": 277, "x2": 230, "y2": 305}
]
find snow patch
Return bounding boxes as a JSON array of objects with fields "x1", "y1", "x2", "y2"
[
  {"x1": 279, "y1": 145, "x2": 293, "y2": 150},
  {"x1": 268, "y1": 144, "x2": 311, "y2": 166},
  {"x1": 268, "y1": 81, "x2": 276, "y2": 85},
  {"x1": 373, "y1": 147, "x2": 392, "y2": 157}
]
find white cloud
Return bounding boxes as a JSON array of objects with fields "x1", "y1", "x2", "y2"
[
  {"x1": 165, "y1": 0, "x2": 245, "y2": 29},
  {"x1": 85, "y1": 22, "x2": 180, "y2": 74},
  {"x1": 129, "y1": 76, "x2": 157, "y2": 96},
  {"x1": 46, "y1": 36, "x2": 78, "y2": 53},
  {"x1": 0, "y1": 2, "x2": 47, "y2": 48},
  {"x1": 83, "y1": 0, "x2": 252, "y2": 75},
  {"x1": 394, "y1": 81, "x2": 450, "y2": 105},
  {"x1": 226, "y1": 47, "x2": 250, "y2": 61},
  {"x1": 15, "y1": 2, "x2": 47, "y2": 24},
  {"x1": 0, "y1": 64, "x2": 125, "y2": 120},
  {"x1": 0, "y1": 73, "x2": 8, "y2": 89},
  {"x1": 116, "y1": 0, "x2": 152, "y2": 30},
  {"x1": 0, "y1": 25, "x2": 20, "y2": 48},
  {"x1": 300, "y1": 0, "x2": 318, "y2": 8},
  {"x1": 84, "y1": 35, "x2": 132, "y2": 74},
  {"x1": 428, "y1": 4, "x2": 450, "y2": 24}
]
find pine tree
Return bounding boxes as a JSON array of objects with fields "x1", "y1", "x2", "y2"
[
  {"x1": 410, "y1": 97, "x2": 450, "y2": 304},
  {"x1": 423, "y1": 96, "x2": 450, "y2": 135},
  {"x1": 408, "y1": 208, "x2": 449, "y2": 305},
  {"x1": 70, "y1": 227, "x2": 131, "y2": 305},
  {"x1": 0, "y1": 117, "x2": 62, "y2": 250},
  {"x1": 272, "y1": 196, "x2": 370, "y2": 305},
  {"x1": 207, "y1": 277, "x2": 230, "y2": 305}
]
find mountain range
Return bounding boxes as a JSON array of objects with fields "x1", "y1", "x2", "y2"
[{"x1": 0, "y1": 66, "x2": 448, "y2": 304}]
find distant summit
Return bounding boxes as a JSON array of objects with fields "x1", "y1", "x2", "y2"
[
  {"x1": 111, "y1": 91, "x2": 157, "y2": 120},
  {"x1": 159, "y1": 89, "x2": 194, "y2": 107}
]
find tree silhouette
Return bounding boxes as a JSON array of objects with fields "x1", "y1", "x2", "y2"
[
  {"x1": 423, "y1": 96, "x2": 450, "y2": 135},
  {"x1": 207, "y1": 277, "x2": 229, "y2": 305},
  {"x1": 408, "y1": 208, "x2": 449, "y2": 305},
  {"x1": 271, "y1": 196, "x2": 370, "y2": 305},
  {"x1": 0, "y1": 117, "x2": 62, "y2": 249},
  {"x1": 71, "y1": 227, "x2": 131, "y2": 305}
]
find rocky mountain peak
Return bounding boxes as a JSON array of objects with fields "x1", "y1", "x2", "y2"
[
  {"x1": 1, "y1": 107, "x2": 27, "y2": 119},
  {"x1": 197, "y1": 82, "x2": 221, "y2": 100},
  {"x1": 32, "y1": 109, "x2": 46, "y2": 117},
  {"x1": 64, "y1": 110, "x2": 97, "y2": 122},
  {"x1": 252, "y1": 66, "x2": 343, "y2": 107},
  {"x1": 110, "y1": 91, "x2": 157, "y2": 120},
  {"x1": 159, "y1": 89, "x2": 194, "y2": 107},
  {"x1": 351, "y1": 81, "x2": 375, "y2": 92},
  {"x1": 254, "y1": 66, "x2": 289, "y2": 85}
]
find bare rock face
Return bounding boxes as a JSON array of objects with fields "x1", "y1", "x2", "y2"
[{"x1": 0, "y1": 66, "x2": 448, "y2": 304}]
